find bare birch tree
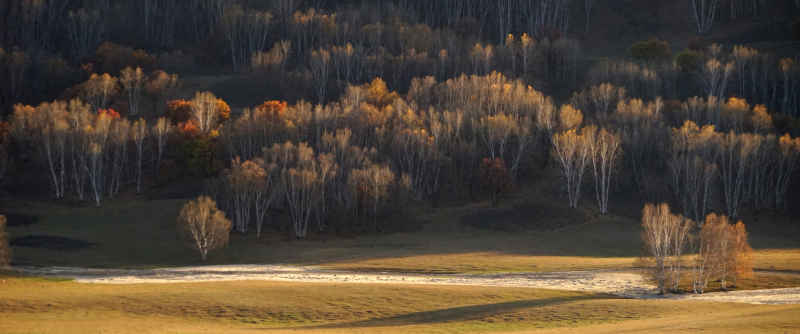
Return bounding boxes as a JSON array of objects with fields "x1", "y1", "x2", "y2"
[
  {"x1": 775, "y1": 134, "x2": 800, "y2": 208},
  {"x1": 588, "y1": 128, "x2": 622, "y2": 214},
  {"x1": 641, "y1": 203, "x2": 693, "y2": 294},
  {"x1": 132, "y1": 118, "x2": 147, "y2": 194},
  {"x1": 120, "y1": 67, "x2": 146, "y2": 116},
  {"x1": 222, "y1": 5, "x2": 272, "y2": 71},
  {"x1": 151, "y1": 117, "x2": 172, "y2": 176},
  {"x1": 716, "y1": 131, "x2": 757, "y2": 218},
  {"x1": 690, "y1": 0, "x2": 720, "y2": 34},
  {"x1": 310, "y1": 48, "x2": 331, "y2": 103},
  {"x1": 81, "y1": 73, "x2": 118, "y2": 111},
  {"x1": 552, "y1": 126, "x2": 593, "y2": 208},
  {"x1": 177, "y1": 196, "x2": 231, "y2": 261},
  {"x1": 669, "y1": 121, "x2": 718, "y2": 221},
  {"x1": 189, "y1": 91, "x2": 220, "y2": 134},
  {"x1": 703, "y1": 58, "x2": 734, "y2": 101}
]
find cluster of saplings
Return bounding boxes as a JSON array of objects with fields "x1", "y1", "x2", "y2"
[{"x1": 641, "y1": 203, "x2": 752, "y2": 294}]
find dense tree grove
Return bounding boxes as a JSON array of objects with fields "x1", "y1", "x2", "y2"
[{"x1": 1, "y1": 0, "x2": 799, "y2": 261}]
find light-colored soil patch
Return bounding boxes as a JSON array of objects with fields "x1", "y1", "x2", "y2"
[
  {"x1": 14, "y1": 265, "x2": 800, "y2": 305},
  {"x1": 672, "y1": 287, "x2": 800, "y2": 305}
]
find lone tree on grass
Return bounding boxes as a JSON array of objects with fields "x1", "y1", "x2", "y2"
[
  {"x1": 641, "y1": 203, "x2": 693, "y2": 294},
  {"x1": 177, "y1": 196, "x2": 231, "y2": 261}
]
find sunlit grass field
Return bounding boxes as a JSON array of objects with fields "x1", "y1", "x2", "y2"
[
  {"x1": 4, "y1": 193, "x2": 800, "y2": 333},
  {"x1": 1, "y1": 273, "x2": 799, "y2": 334}
]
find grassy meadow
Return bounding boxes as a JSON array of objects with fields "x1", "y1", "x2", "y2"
[
  {"x1": 6, "y1": 192, "x2": 800, "y2": 275},
  {"x1": 3, "y1": 186, "x2": 800, "y2": 333},
  {"x1": 1, "y1": 273, "x2": 800, "y2": 334}
]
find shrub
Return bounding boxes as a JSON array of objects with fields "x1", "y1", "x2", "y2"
[{"x1": 676, "y1": 50, "x2": 703, "y2": 72}]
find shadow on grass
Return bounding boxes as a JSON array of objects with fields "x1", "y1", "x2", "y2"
[{"x1": 265, "y1": 294, "x2": 609, "y2": 330}]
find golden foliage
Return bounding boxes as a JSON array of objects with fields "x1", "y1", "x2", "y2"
[{"x1": 177, "y1": 196, "x2": 231, "y2": 261}]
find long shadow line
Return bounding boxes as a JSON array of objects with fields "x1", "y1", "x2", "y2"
[{"x1": 260, "y1": 294, "x2": 616, "y2": 330}]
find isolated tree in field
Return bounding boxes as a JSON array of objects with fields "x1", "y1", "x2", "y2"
[
  {"x1": 730, "y1": 220, "x2": 754, "y2": 287},
  {"x1": 588, "y1": 128, "x2": 622, "y2": 214},
  {"x1": 0, "y1": 215, "x2": 10, "y2": 267},
  {"x1": 177, "y1": 196, "x2": 231, "y2": 261},
  {"x1": 132, "y1": 118, "x2": 147, "y2": 194},
  {"x1": 120, "y1": 67, "x2": 146, "y2": 116},
  {"x1": 641, "y1": 203, "x2": 693, "y2": 294},
  {"x1": 694, "y1": 213, "x2": 753, "y2": 293}
]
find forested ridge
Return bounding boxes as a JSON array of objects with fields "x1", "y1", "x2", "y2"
[{"x1": 0, "y1": 0, "x2": 799, "y2": 260}]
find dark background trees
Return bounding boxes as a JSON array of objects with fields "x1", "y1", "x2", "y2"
[{"x1": 0, "y1": 0, "x2": 799, "y2": 249}]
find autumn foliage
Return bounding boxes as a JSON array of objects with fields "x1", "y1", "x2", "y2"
[{"x1": 177, "y1": 196, "x2": 231, "y2": 261}]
